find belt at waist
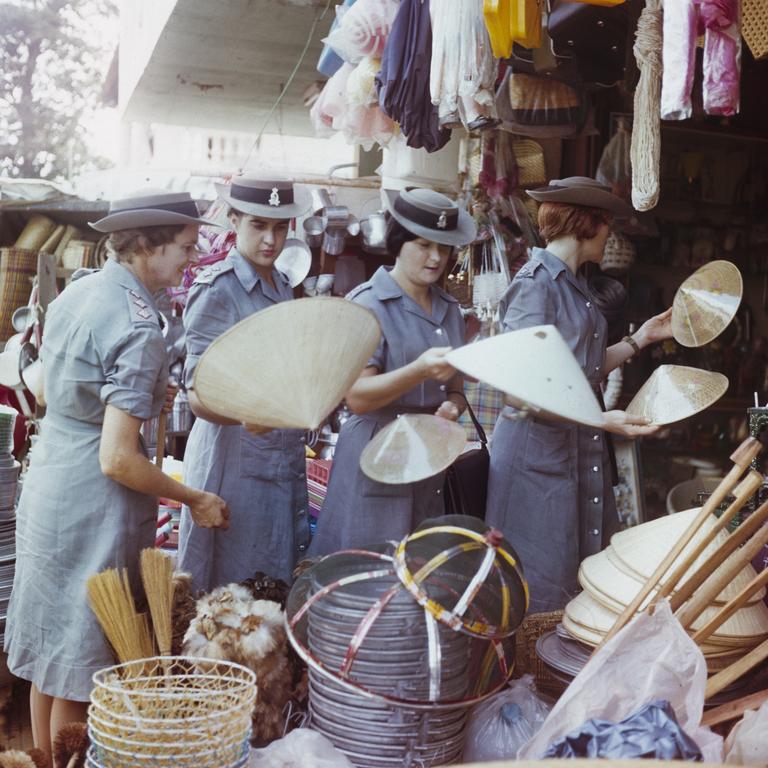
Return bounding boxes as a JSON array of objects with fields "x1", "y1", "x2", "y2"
[{"x1": 367, "y1": 404, "x2": 438, "y2": 421}]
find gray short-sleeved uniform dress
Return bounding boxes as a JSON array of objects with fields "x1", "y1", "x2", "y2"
[
  {"x1": 4, "y1": 259, "x2": 168, "y2": 701},
  {"x1": 178, "y1": 248, "x2": 309, "y2": 592},
  {"x1": 308, "y1": 266, "x2": 464, "y2": 557},
  {"x1": 485, "y1": 248, "x2": 618, "y2": 613}
]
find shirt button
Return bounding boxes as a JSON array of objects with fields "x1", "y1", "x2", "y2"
[
  {"x1": 592, "y1": 497, "x2": 600, "y2": 504},
  {"x1": 586, "y1": 301, "x2": 592, "y2": 308},
  {"x1": 435, "y1": 328, "x2": 443, "y2": 336},
  {"x1": 298, "y1": 543, "x2": 307, "y2": 552},
  {"x1": 594, "y1": 365, "x2": 600, "y2": 372},
  {"x1": 439, "y1": 384, "x2": 446, "y2": 392},
  {"x1": 590, "y1": 528, "x2": 600, "y2": 536},
  {"x1": 592, "y1": 434, "x2": 600, "y2": 441},
  {"x1": 436, "y1": 488, "x2": 441, "y2": 495},
  {"x1": 593, "y1": 333, "x2": 599, "y2": 339},
  {"x1": 592, "y1": 466, "x2": 599, "y2": 472}
]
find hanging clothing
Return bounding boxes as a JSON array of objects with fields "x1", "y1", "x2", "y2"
[
  {"x1": 178, "y1": 248, "x2": 309, "y2": 592},
  {"x1": 485, "y1": 248, "x2": 618, "y2": 613},
  {"x1": 5, "y1": 259, "x2": 168, "y2": 701},
  {"x1": 309, "y1": 267, "x2": 464, "y2": 557},
  {"x1": 376, "y1": 0, "x2": 451, "y2": 153}
]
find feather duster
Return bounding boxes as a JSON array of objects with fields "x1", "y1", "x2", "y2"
[
  {"x1": 52, "y1": 722, "x2": 88, "y2": 768},
  {"x1": 239, "y1": 571, "x2": 290, "y2": 608},
  {"x1": 0, "y1": 751, "x2": 36, "y2": 768},
  {"x1": 23, "y1": 751, "x2": 47, "y2": 768},
  {"x1": 182, "y1": 585, "x2": 294, "y2": 745},
  {"x1": 171, "y1": 571, "x2": 198, "y2": 656}
]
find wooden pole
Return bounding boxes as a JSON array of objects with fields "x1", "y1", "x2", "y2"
[{"x1": 705, "y1": 636, "x2": 768, "y2": 700}]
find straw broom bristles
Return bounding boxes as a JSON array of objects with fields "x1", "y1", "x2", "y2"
[
  {"x1": 140, "y1": 548, "x2": 174, "y2": 657},
  {"x1": 86, "y1": 568, "x2": 154, "y2": 663}
]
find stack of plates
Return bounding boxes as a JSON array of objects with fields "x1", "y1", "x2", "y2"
[
  {"x1": 562, "y1": 508, "x2": 768, "y2": 672},
  {"x1": 0, "y1": 458, "x2": 20, "y2": 521},
  {"x1": 0, "y1": 451, "x2": 18, "y2": 648}
]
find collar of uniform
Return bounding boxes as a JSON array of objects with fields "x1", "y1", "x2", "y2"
[
  {"x1": 228, "y1": 247, "x2": 288, "y2": 293},
  {"x1": 370, "y1": 266, "x2": 402, "y2": 300},
  {"x1": 371, "y1": 265, "x2": 456, "y2": 324},
  {"x1": 532, "y1": 247, "x2": 568, "y2": 280},
  {"x1": 103, "y1": 257, "x2": 158, "y2": 310}
]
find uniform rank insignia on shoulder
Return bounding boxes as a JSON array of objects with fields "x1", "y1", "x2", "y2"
[
  {"x1": 125, "y1": 291, "x2": 158, "y2": 325},
  {"x1": 516, "y1": 260, "x2": 540, "y2": 278},
  {"x1": 193, "y1": 262, "x2": 232, "y2": 285}
]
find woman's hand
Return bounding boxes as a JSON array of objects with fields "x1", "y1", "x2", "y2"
[
  {"x1": 416, "y1": 347, "x2": 456, "y2": 382},
  {"x1": 163, "y1": 384, "x2": 178, "y2": 414},
  {"x1": 242, "y1": 422, "x2": 273, "y2": 435},
  {"x1": 635, "y1": 307, "x2": 674, "y2": 347},
  {"x1": 189, "y1": 491, "x2": 230, "y2": 529},
  {"x1": 603, "y1": 410, "x2": 660, "y2": 438},
  {"x1": 434, "y1": 400, "x2": 461, "y2": 422}
]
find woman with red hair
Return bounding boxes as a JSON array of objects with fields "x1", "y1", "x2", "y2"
[{"x1": 485, "y1": 177, "x2": 673, "y2": 612}]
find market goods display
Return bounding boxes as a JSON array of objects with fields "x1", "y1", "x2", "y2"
[
  {"x1": 0, "y1": 407, "x2": 19, "y2": 647},
  {"x1": 193, "y1": 298, "x2": 381, "y2": 430},
  {"x1": 625, "y1": 365, "x2": 729, "y2": 426},
  {"x1": 359, "y1": 414, "x2": 467, "y2": 484},
  {"x1": 671, "y1": 260, "x2": 743, "y2": 348},
  {"x1": 87, "y1": 656, "x2": 256, "y2": 768}
]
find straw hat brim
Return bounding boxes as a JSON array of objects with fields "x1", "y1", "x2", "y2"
[
  {"x1": 89, "y1": 209, "x2": 220, "y2": 233},
  {"x1": 215, "y1": 183, "x2": 312, "y2": 219},
  {"x1": 526, "y1": 184, "x2": 633, "y2": 216},
  {"x1": 359, "y1": 414, "x2": 467, "y2": 484},
  {"x1": 382, "y1": 189, "x2": 476, "y2": 247}
]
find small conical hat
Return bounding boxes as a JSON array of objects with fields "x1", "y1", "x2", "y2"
[
  {"x1": 609, "y1": 508, "x2": 763, "y2": 604},
  {"x1": 360, "y1": 414, "x2": 467, "y2": 484},
  {"x1": 625, "y1": 365, "x2": 728, "y2": 425},
  {"x1": 446, "y1": 325, "x2": 606, "y2": 428},
  {"x1": 193, "y1": 297, "x2": 380, "y2": 429},
  {"x1": 672, "y1": 260, "x2": 743, "y2": 347}
]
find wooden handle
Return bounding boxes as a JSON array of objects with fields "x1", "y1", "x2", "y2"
[
  {"x1": 676, "y1": 521, "x2": 768, "y2": 629},
  {"x1": 705, "y1": 636, "x2": 768, "y2": 700},
  {"x1": 155, "y1": 411, "x2": 167, "y2": 467},
  {"x1": 651, "y1": 470, "x2": 763, "y2": 606},
  {"x1": 701, "y1": 687, "x2": 768, "y2": 726},
  {"x1": 692, "y1": 566, "x2": 768, "y2": 645},
  {"x1": 595, "y1": 454, "x2": 754, "y2": 650},
  {"x1": 668, "y1": 485, "x2": 768, "y2": 612},
  {"x1": 65, "y1": 753, "x2": 80, "y2": 768}
]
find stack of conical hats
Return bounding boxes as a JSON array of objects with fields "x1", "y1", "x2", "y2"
[{"x1": 564, "y1": 508, "x2": 768, "y2": 672}]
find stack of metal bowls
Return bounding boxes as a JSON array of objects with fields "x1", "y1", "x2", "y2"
[{"x1": 0, "y1": 408, "x2": 19, "y2": 646}]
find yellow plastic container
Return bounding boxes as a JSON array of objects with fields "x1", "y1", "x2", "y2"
[
  {"x1": 510, "y1": 0, "x2": 543, "y2": 50},
  {"x1": 484, "y1": 0, "x2": 514, "y2": 58}
]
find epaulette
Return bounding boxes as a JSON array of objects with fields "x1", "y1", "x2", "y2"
[
  {"x1": 193, "y1": 261, "x2": 234, "y2": 285},
  {"x1": 515, "y1": 260, "x2": 542, "y2": 279},
  {"x1": 346, "y1": 282, "x2": 373, "y2": 301},
  {"x1": 125, "y1": 288, "x2": 159, "y2": 326}
]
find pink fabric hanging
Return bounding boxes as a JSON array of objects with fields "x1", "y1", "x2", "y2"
[{"x1": 698, "y1": 0, "x2": 741, "y2": 116}]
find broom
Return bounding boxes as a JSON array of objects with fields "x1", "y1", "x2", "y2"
[
  {"x1": 140, "y1": 548, "x2": 174, "y2": 657},
  {"x1": 86, "y1": 568, "x2": 154, "y2": 663}
]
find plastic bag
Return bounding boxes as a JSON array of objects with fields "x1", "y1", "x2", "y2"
[
  {"x1": 724, "y1": 699, "x2": 768, "y2": 765},
  {"x1": 322, "y1": 0, "x2": 399, "y2": 65},
  {"x1": 700, "y1": 0, "x2": 741, "y2": 116},
  {"x1": 596, "y1": 121, "x2": 632, "y2": 200},
  {"x1": 660, "y1": 0, "x2": 697, "y2": 120},
  {"x1": 463, "y1": 675, "x2": 552, "y2": 762},
  {"x1": 517, "y1": 601, "x2": 723, "y2": 761},
  {"x1": 541, "y1": 699, "x2": 704, "y2": 759},
  {"x1": 249, "y1": 728, "x2": 353, "y2": 768}
]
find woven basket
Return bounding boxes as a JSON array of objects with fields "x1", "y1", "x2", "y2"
[
  {"x1": 512, "y1": 140, "x2": 547, "y2": 187},
  {"x1": 743, "y1": 0, "x2": 768, "y2": 60},
  {"x1": 0, "y1": 248, "x2": 37, "y2": 343},
  {"x1": 600, "y1": 230, "x2": 636, "y2": 273},
  {"x1": 514, "y1": 610, "x2": 567, "y2": 698}
]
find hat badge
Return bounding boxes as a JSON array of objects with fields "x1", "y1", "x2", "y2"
[
  {"x1": 269, "y1": 187, "x2": 281, "y2": 207},
  {"x1": 436, "y1": 210, "x2": 448, "y2": 229}
]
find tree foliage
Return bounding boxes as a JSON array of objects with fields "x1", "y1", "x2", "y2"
[{"x1": 0, "y1": 0, "x2": 117, "y2": 180}]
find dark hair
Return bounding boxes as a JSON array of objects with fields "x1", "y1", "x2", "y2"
[
  {"x1": 384, "y1": 212, "x2": 419, "y2": 256},
  {"x1": 107, "y1": 225, "x2": 187, "y2": 263},
  {"x1": 538, "y1": 202, "x2": 613, "y2": 243},
  {"x1": 588, "y1": 274, "x2": 627, "y2": 343}
]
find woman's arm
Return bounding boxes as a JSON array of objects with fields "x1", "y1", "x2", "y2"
[
  {"x1": 99, "y1": 404, "x2": 229, "y2": 528},
  {"x1": 602, "y1": 307, "x2": 673, "y2": 376},
  {"x1": 345, "y1": 347, "x2": 456, "y2": 415}
]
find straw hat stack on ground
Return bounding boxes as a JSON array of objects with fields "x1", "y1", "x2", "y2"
[{"x1": 562, "y1": 508, "x2": 768, "y2": 672}]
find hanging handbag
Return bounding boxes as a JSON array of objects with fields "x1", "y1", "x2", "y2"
[{"x1": 443, "y1": 392, "x2": 490, "y2": 520}]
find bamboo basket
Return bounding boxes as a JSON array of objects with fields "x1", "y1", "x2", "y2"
[
  {"x1": 512, "y1": 140, "x2": 547, "y2": 187},
  {"x1": 514, "y1": 610, "x2": 567, "y2": 698},
  {"x1": 743, "y1": 0, "x2": 768, "y2": 60},
  {"x1": 0, "y1": 248, "x2": 38, "y2": 342}
]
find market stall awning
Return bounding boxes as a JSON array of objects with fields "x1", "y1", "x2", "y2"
[{"x1": 119, "y1": 0, "x2": 328, "y2": 136}]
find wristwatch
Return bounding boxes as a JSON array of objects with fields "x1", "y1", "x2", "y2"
[{"x1": 622, "y1": 335, "x2": 641, "y2": 356}]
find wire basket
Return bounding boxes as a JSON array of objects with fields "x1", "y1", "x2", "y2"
[
  {"x1": 516, "y1": 610, "x2": 567, "y2": 698},
  {"x1": 88, "y1": 657, "x2": 256, "y2": 768},
  {"x1": 743, "y1": 0, "x2": 768, "y2": 60},
  {"x1": 600, "y1": 230, "x2": 636, "y2": 274}
]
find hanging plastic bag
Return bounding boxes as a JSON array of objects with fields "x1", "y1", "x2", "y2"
[
  {"x1": 463, "y1": 675, "x2": 552, "y2": 762},
  {"x1": 517, "y1": 601, "x2": 723, "y2": 762},
  {"x1": 541, "y1": 699, "x2": 704, "y2": 759},
  {"x1": 724, "y1": 699, "x2": 768, "y2": 765},
  {"x1": 249, "y1": 728, "x2": 353, "y2": 768},
  {"x1": 700, "y1": 0, "x2": 741, "y2": 116},
  {"x1": 596, "y1": 120, "x2": 632, "y2": 200},
  {"x1": 321, "y1": 0, "x2": 399, "y2": 65},
  {"x1": 660, "y1": 0, "x2": 698, "y2": 120}
]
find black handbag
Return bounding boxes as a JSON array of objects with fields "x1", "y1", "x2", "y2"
[{"x1": 443, "y1": 393, "x2": 490, "y2": 520}]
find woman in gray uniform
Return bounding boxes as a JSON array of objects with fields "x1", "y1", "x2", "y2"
[
  {"x1": 4, "y1": 192, "x2": 229, "y2": 756},
  {"x1": 485, "y1": 177, "x2": 673, "y2": 613},
  {"x1": 179, "y1": 176, "x2": 312, "y2": 591},
  {"x1": 309, "y1": 188, "x2": 476, "y2": 557}
]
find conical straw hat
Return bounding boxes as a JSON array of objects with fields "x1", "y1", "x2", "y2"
[
  {"x1": 625, "y1": 365, "x2": 728, "y2": 425},
  {"x1": 445, "y1": 324, "x2": 606, "y2": 428},
  {"x1": 193, "y1": 297, "x2": 381, "y2": 429},
  {"x1": 672, "y1": 260, "x2": 743, "y2": 347},
  {"x1": 360, "y1": 414, "x2": 467, "y2": 484}
]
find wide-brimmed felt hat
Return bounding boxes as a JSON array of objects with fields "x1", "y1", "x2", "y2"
[
  {"x1": 89, "y1": 192, "x2": 219, "y2": 233},
  {"x1": 382, "y1": 188, "x2": 477, "y2": 247},
  {"x1": 215, "y1": 175, "x2": 311, "y2": 219},
  {"x1": 526, "y1": 176, "x2": 633, "y2": 216}
]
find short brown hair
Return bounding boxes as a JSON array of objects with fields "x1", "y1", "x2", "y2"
[
  {"x1": 107, "y1": 225, "x2": 187, "y2": 263},
  {"x1": 537, "y1": 202, "x2": 612, "y2": 243}
]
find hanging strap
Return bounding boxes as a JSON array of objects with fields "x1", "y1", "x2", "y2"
[{"x1": 448, "y1": 390, "x2": 488, "y2": 446}]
